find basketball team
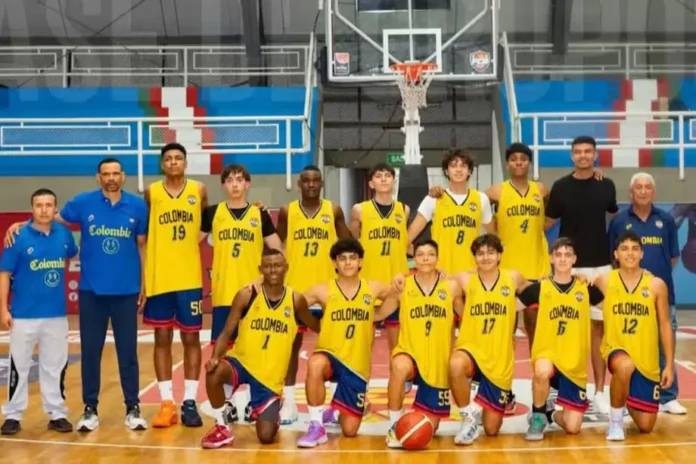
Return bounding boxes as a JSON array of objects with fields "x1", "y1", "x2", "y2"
[{"x1": 0, "y1": 136, "x2": 684, "y2": 450}]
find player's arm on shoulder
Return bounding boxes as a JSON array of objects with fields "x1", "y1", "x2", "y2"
[
  {"x1": 212, "y1": 287, "x2": 252, "y2": 359},
  {"x1": 374, "y1": 288, "x2": 401, "y2": 322},
  {"x1": 198, "y1": 181, "x2": 209, "y2": 211},
  {"x1": 451, "y1": 271, "x2": 471, "y2": 292},
  {"x1": 370, "y1": 280, "x2": 391, "y2": 302},
  {"x1": 592, "y1": 272, "x2": 609, "y2": 294},
  {"x1": 605, "y1": 178, "x2": 619, "y2": 217},
  {"x1": 544, "y1": 181, "x2": 562, "y2": 229},
  {"x1": 199, "y1": 204, "x2": 217, "y2": 241},
  {"x1": 304, "y1": 283, "x2": 328, "y2": 308},
  {"x1": 260, "y1": 209, "x2": 284, "y2": 251},
  {"x1": 275, "y1": 206, "x2": 289, "y2": 243},
  {"x1": 485, "y1": 183, "x2": 502, "y2": 208},
  {"x1": 538, "y1": 182, "x2": 550, "y2": 200},
  {"x1": 588, "y1": 284, "x2": 605, "y2": 306},
  {"x1": 349, "y1": 203, "x2": 362, "y2": 238},
  {"x1": 334, "y1": 204, "x2": 352, "y2": 239},
  {"x1": 294, "y1": 291, "x2": 320, "y2": 332},
  {"x1": 480, "y1": 192, "x2": 496, "y2": 233},
  {"x1": 653, "y1": 277, "x2": 675, "y2": 375},
  {"x1": 517, "y1": 281, "x2": 541, "y2": 309},
  {"x1": 408, "y1": 196, "x2": 434, "y2": 243},
  {"x1": 511, "y1": 269, "x2": 532, "y2": 293},
  {"x1": 143, "y1": 186, "x2": 152, "y2": 215},
  {"x1": 65, "y1": 227, "x2": 79, "y2": 259},
  {"x1": 449, "y1": 279, "x2": 465, "y2": 316}
]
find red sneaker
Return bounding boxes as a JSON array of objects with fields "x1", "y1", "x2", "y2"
[
  {"x1": 201, "y1": 424, "x2": 234, "y2": 449},
  {"x1": 505, "y1": 394, "x2": 517, "y2": 415}
]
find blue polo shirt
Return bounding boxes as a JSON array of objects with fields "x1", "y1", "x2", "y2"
[
  {"x1": 60, "y1": 189, "x2": 147, "y2": 296},
  {"x1": 0, "y1": 222, "x2": 79, "y2": 319},
  {"x1": 608, "y1": 206, "x2": 679, "y2": 304}
]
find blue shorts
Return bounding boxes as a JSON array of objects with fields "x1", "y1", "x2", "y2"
[
  {"x1": 317, "y1": 352, "x2": 367, "y2": 418},
  {"x1": 224, "y1": 356, "x2": 280, "y2": 421},
  {"x1": 608, "y1": 350, "x2": 660, "y2": 413},
  {"x1": 211, "y1": 305, "x2": 237, "y2": 345},
  {"x1": 461, "y1": 349, "x2": 511, "y2": 416},
  {"x1": 296, "y1": 306, "x2": 324, "y2": 333},
  {"x1": 408, "y1": 358, "x2": 451, "y2": 418},
  {"x1": 143, "y1": 288, "x2": 203, "y2": 332},
  {"x1": 550, "y1": 367, "x2": 589, "y2": 412}
]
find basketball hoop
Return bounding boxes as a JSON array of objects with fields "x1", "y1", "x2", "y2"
[{"x1": 390, "y1": 62, "x2": 438, "y2": 110}]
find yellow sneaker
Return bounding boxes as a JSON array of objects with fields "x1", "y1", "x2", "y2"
[{"x1": 152, "y1": 400, "x2": 178, "y2": 428}]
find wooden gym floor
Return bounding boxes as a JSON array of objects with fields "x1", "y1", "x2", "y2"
[{"x1": 2, "y1": 314, "x2": 696, "y2": 463}]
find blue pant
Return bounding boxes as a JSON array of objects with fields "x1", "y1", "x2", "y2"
[
  {"x1": 79, "y1": 291, "x2": 140, "y2": 409},
  {"x1": 658, "y1": 305, "x2": 679, "y2": 404}
]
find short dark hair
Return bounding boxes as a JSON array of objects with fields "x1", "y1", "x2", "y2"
[
  {"x1": 220, "y1": 164, "x2": 250, "y2": 183},
  {"x1": 368, "y1": 163, "x2": 396, "y2": 180},
  {"x1": 262, "y1": 247, "x2": 284, "y2": 258},
  {"x1": 97, "y1": 157, "x2": 122, "y2": 173},
  {"x1": 161, "y1": 142, "x2": 187, "y2": 158},
  {"x1": 471, "y1": 233, "x2": 503, "y2": 255},
  {"x1": 571, "y1": 136, "x2": 597, "y2": 149},
  {"x1": 441, "y1": 149, "x2": 475, "y2": 179},
  {"x1": 551, "y1": 237, "x2": 575, "y2": 254},
  {"x1": 330, "y1": 238, "x2": 365, "y2": 260},
  {"x1": 30, "y1": 188, "x2": 57, "y2": 206},
  {"x1": 413, "y1": 239, "x2": 438, "y2": 256},
  {"x1": 615, "y1": 231, "x2": 643, "y2": 250},
  {"x1": 302, "y1": 165, "x2": 321, "y2": 173},
  {"x1": 505, "y1": 143, "x2": 533, "y2": 161}
]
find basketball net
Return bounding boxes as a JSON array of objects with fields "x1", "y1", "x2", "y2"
[{"x1": 390, "y1": 62, "x2": 438, "y2": 167}]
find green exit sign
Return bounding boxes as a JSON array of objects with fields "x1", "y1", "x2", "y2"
[{"x1": 387, "y1": 152, "x2": 405, "y2": 166}]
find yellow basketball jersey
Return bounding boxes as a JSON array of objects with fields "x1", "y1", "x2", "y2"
[
  {"x1": 601, "y1": 270, "x2": 660, "y2": 382},
  {"x1": 497, "y1": 181, "x2": 550, "y2": 280},
  {"x1": 284, "y1": 200, "x2": 337, "y2": 293},
  {"x1": 359, "y1": 200, "x2": 409, "y2": 285},
  {"x1": 210, "y1": 203, "x2": 264, "y2": 308},
  {"x1": 314, "y1": 279, "x2": 374, "y2": 380},
  {"x1": 532, "y1": 279, "x2": 591, "y2": 387},
  {"x1": 145, "y1": 180, "x2": 202, "y2": 296},
  {"x1": 229, "y1": 286, "x2": 298, "y2": 395},
  {"x1": 455, "y1": 270, "x2": 517, "y2": 390},
  {"x1": 393, "y1": 275, "x2": 454, "y2": 389},
  {"x1": 431, "y1": 190, "x2": 483, "y2": 274}
]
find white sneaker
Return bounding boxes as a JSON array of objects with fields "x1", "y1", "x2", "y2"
[
  {"x1": 606, "y1": 420, "x2": 625, "y2": 441},
  {"x1": 454, "y1": 416, "x2": 479, "y2": 446},
  {"x1": 660, "y1": 400, "x2": 687, "y2": 415},
  {"x1": 280, "y1": 401, "x2": 298, "y2": 425},
  {"x1": 593, "y1": 391, "x2": 610, "y2": 415},
  {"x1": 125, "y1": 406, "x2": 148, "y2": 431},
  {"x1": 386, "y1": 425, "x2": 403, "y2": 449},
  {"x1": 77, "y1": 407, "x2": 99, "y2": 432}
]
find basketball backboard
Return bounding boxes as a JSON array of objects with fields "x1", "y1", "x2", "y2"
[{"x1": 325, "y1": 0, "x2": 499, "y2": 83}]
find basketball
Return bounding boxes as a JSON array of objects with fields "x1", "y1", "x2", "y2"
[{"x1": 394, "y1": 411, "x2": 435, "y2": 450}]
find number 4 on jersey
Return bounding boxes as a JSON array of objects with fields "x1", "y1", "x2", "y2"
[{"x1": 520, "y1": 219, "x2": 529, "y2": 234}]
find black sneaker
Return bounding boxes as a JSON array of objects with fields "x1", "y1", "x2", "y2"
[
  {"x1": 223, "y1": 401, "x2": 238, "y2": 424},
  {"x1": 1, "y1": 419, "x2": 20, "y2": 435},
  {"x1": 244, "y1": 403, "x2": 254, "y2": 423},
  {"x1": 48, "y1": 418, "x2": 73, "y2": 433},
  {"x1": 180, "y1": 399, "x2": 203, "y2": 428}
]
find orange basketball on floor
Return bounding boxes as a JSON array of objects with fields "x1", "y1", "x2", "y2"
[{"x1": 394, "y1": 411, "x2": 434, "y2": 450}]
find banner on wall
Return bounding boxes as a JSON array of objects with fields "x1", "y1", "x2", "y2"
[{"x1": 0, "y1": 209, "x2": 280, "y2": 315}]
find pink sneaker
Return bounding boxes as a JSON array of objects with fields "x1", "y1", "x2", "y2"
[
  {"x1": 297, "y1": 420, "x2": 328, "y2": 448},
  {"x1": 201, "y1": 424, "x2": 234, "y2": 449},
  {"x1": 322, "y1": 407, "x2": 339, "y2": 425}
]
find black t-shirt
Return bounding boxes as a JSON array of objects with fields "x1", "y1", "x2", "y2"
[
  {"x1": 546, "y1": 175, "x2": 618, "y2": 267},
  {"x1": 200, "y1": 203, "x2": 276, "y2": 237},
  {"x1": 518, "y1": 278, "x2": 605, "y2": 307}
]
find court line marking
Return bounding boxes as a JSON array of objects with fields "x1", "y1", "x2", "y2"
[
  {"x1": 138, "y1": 359, "x2": 185, "y2": 397},
  {"x1": 2, "y1": 437, "x2": 696, "y2": 454}
]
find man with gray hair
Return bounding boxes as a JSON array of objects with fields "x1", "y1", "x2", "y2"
[{"x1": 608, "y1": 172, "x2": 685, "y2": 415}]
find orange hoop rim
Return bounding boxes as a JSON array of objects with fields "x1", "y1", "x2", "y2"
[{"x1": 390, "y1": 62, "x2": 438, "y2": 83}]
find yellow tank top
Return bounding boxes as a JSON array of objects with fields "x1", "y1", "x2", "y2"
[
  {"x1": 393, "y1": 275, "x2": 454, "y2": 388},
  {"x1": 431, "y1": 190, "x2": 483, "y2": 274},
  {"x1": 145, "y1": 180, "x2": 202, "y2": 296},
  {"x1": 497, "y1": 181, "x2": 550, "y2": 280},
  {"x1": 284, "y1": 200, "x2": 337, "y2": 293},
  {"x1": 359, "y1": 200, "x2": 409, "y2": 285},
  {"x1": 210, "y1": 203, "x2": 264, "y2": 307},
  {"x1": 229, "y1": 286, "x2": 298, "y2": 395},
  {"x1": 601, "y1": 270, "x2": 660, "y2": 382},
  {"x1": 532, "y1": 279, "x2": 591, "y2": 387},
  {"x1": 314, "y1": 279, "x2": 374, "y2": 380},
  {"x1": 455, "y1": 270, "x2": 517, "y2": 390}
]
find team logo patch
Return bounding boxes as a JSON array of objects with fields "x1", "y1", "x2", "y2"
[
  {"x1": 395, "y1": 215, "x2": 403, "y2": 224},
  {"x1": 363, "y1": 295, "x2": 372, "y2": 305},
  {"x1": 27, "y1": 247, "x2": 33, "y2": 255},
  {"x1": 284, "y1": 307, "x2": 291, "y2": 318},
  {"x1": 533, "y1": 194, "x2": 541, "y2": 203},
  {"x1": 642, "y1": 287, "x2": 650, "y2": 298},
  {"x1": 250, "y1": 218, "x2": 259, "y2": 227},
  {"x1": 438, "y1": 290, "x2": 447, "y2": 300},
  {"x1": 501, "y1": 286, "x2": 511, "y2": 297},
  {"x1": 655, "y1": 220, "x2": 663, "y2": 229},
  {"x1": 187, "y1": 195, "x2": 197, "y2": 205},
  {"x1": 129, "y1": 218, "x2": 135, "y2": 223},
  {"x1": 469, "y1": 50, "x2": 491, "y2": 73},
  {"x1": 469, "y1": 203, "x2": 478, "y2": 212},
  {"x1": 321, "y1": 214, "x2": 331, "y2": 224},
  {"x1": 88, "y1": 215, "x2": 94, "y2": 222},
  {"x1": 626, "y1": 223, "x2": 633, "y2": 230},
  {"x1": 575, "y1": 292, "x2": 584, "y2": 302}
]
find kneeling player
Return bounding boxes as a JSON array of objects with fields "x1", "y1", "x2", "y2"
[
  {"x1": 517, "y1": 238, "x2": 604, "y2": 440},
  {"x1": 297, "y1": 238, "x2": 390, "y2": 447},
  {"x1": 448, "y1": 234, "x2": 530, "y2": 444},
  {"x1": 378, "y1": 240, "x2": 464, "y2": 448},
  {"x1": 593, "y1": 231, "x2": 674, "y2": 441},
  {"x1": 201, "y1": 249, "x2": 319, "y2": 448}
]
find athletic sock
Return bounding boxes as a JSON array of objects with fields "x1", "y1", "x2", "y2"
[
  {"x1": 283, "y1": 386, "x2": 296, "y2": 406},
  {"x1": 389, "y1": 409, "x2": 403, "y2": 427},
  {"x1": 532, "y1": 404, "x2": 546, "y2": 415},
  {"x1": 223, "y1": 384, "x2": 233, "y2": 401},
  {"x1": 610, "y1": 407, "x2": 624, "y2": 422},
  {"x1": 308, "y1": 406, "x2": 323, "y2": 423},
  {"x1": 546, "y1": 409, "x2": 555, "y2": 424},
  {"x1": 158, "y1": 380, "x2": 174, "y2": 402},
  {"x1": 184, "y1": 380, "x2": 199, "y2": 402},
  {"x1": 212, "y1": 406, "x2": 227, "y2": 426},
  {"x1": 459, "y1": 406, "x2": 470, "y2": 420}
]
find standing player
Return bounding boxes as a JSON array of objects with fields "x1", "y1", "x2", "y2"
[
  {"x1": 380, "y1": 240, "x2": 464, "y2": 448},
  {"x1": 201, "y1": 249, "x2": 320, "y2": 448},
  {"x1": 517, "y1": 238, "x2": 604, "y2": 440},
  {"x1": 408, "y1": 149, "x2": 494, "y2": 274},
  {"x1": 296, "y1": 238, "x2": 390, "y2": 447},
  {"x1": 593, "y1": 231, "x2": 674, "y2": 441},
  {"x1": 349, "y1": 163, "x2": 410, "y2": 353},
  {"x1": 448, "y1": 234, "x2": 530, "y2": 445},
  {"x1": 545, "y1": 135, "x2": 619, "y2": 414},
  {"x1": 200, "y1": 164, "x2": 283, "y2": 422},
  {"x1": 144, "y1": 143, "x2": 207, "y2": 428},
  {"x1": 275, "y1": 165, "x2": 351, "y2": 424}
]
